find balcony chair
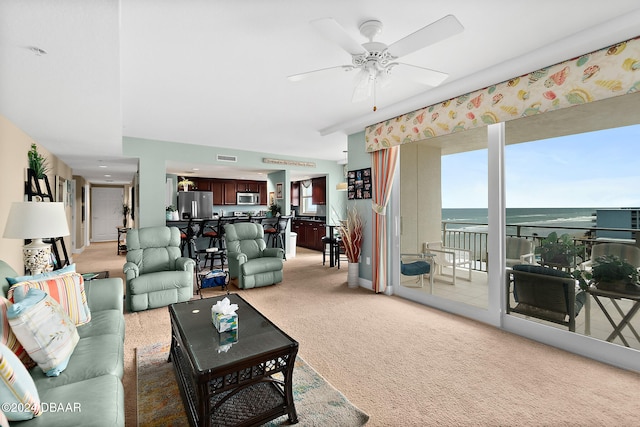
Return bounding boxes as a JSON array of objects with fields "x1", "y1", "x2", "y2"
[
  {"x1": 424, "y1": 241, "x2": 472, "y2": 285},
  {"x1": 400, "y1": 253, "x2": 434, "y2": 292},
  {"x1": 506, "y1": 237, "x2": 536, "y2": 268},
  {"x1": 224, "y1": 222, "x2": 285, "y2": 289},
  {"x1": 123, "y1": 226, "x2": 195, "y2": 312},
  {"x1": 581, "y1": 242, "x2": 640, "y2": 271},
  {"x1": 506, "y1": 264, "x2": 587, "y2": 332}
]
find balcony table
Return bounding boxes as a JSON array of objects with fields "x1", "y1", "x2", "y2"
[{"x1": 588, "y1": 285, "x2": 640, "y2": 347}]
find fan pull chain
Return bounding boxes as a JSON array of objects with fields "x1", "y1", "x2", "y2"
[{"x1": 373, "y1": 78, "x2": 377, "y2": 112}]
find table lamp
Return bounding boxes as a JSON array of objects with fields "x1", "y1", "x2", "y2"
[{"x1": 3, "y1": 201, "x2": 70, "y2": 274}]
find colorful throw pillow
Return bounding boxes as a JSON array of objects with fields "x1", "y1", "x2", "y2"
[
  {"x1": 7, "y1": 289, "x2": 79, "y2": 377},
  {"x1": 8, "y1": 272, "x2": 91, "y2": 326},
  {"x1": 0, "y1": 296, "x2": 35, "y2": 369},
  {"x1": 0, "y1": 341, "x2": 42, "y2": 421},
  {"x1": 5, "y1": 263, "x2": 76, "y2": 285}
]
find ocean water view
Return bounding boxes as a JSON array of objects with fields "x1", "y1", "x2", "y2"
[{"x1": 442, "y1": 207, "x2": 598, "y2": 238}]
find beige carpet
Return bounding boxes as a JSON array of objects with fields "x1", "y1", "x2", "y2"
[{"x1": 73, "y1": 242, "x2": 640, "y2": 426}]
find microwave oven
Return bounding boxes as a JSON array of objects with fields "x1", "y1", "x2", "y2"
[{"x1": 237, "y1": 192, "x2": 260, "y2": 205}]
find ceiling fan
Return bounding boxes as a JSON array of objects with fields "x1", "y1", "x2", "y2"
[{"x1": 288, "y1": 15, "x2": 464, "y2": 111}]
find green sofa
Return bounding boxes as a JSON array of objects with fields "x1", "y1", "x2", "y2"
[
  {"x1": 123, "y1": 226, "x2": 195, "y2": 312},
  {"x1": 0, "y1": 260, "x2": 125, "y2": 426}
]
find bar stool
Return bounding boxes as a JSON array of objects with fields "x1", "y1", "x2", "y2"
[
  {"x1": 261, "y1": 217, "x2": 278, "y2": 247},
  {"x1": 322, "y1": 235, "x2": 340, "y2": 267},
  {"x1": 276, "y1": 216, "x2": 291, "y2": 260}
]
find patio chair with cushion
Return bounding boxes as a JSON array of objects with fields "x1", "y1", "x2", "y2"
[
  {"x1": 400, "y1": 253, "x2": 434, "y2": 291},
  {"x1": 581, "y1": 242, "x2": 640, "y2": 271},
  {"x1": 506, "y1": 264, "x2": 587, "y2": 332},
  {"x1": 506, "y1": 237, "x2": 536, "y2": 268},
  {"x1": 424, "y1": 241, "x2": 472, "y2": 285}
]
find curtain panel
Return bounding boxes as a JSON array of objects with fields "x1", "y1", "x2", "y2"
[
  {"x1": 371, "y1": 146, "x2": 399, "y2": 293},
  {"x1": 365, "y1": 36, "x2": 640, "y2": 153}
]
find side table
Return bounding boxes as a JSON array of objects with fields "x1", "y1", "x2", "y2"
[
  {"x1": 588, "y1": 285, "x2": 640, "y2": 347},
  {"x1": 117, "y1": 227, "x2": 130, "y2": 255}
]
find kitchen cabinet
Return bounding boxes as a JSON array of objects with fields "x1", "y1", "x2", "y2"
[
  {"x1": 181, "y1": 177, "x2": 268, "y2": 205},
  {"x1": 223, "y1": 182, "x2": 237, "y2": 205},
  {"x1": 211, "y1": 181, "x2": 224, "y2": 205},
  {"x1": 193, "y1": 178, "x2": 211, "y2": 191},
  {"x1": 311, "y1": 177, "x2": 326, "y2": 205},
  {"x1": 259, "y1": 182, "x2": 267, "y2": 205},
  {"x1": 237, "y1": 180, "x2": 259, "y2": 192},
  {"x1": 292, "y1": 219, "x2": 324, "y2": 251}
]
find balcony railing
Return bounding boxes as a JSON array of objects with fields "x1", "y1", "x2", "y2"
[{"x1": 441, "y1": 221, "x2": 640, "y2": 272}]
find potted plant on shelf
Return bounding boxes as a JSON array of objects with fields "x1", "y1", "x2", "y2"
[
  {"x1": 178, "y1": 177, "x2": 194, "y2": 191},
  {"x1": 337, "y1": 206, "x2": 363, "y2": 288},
  {"x1": 27, "y1": 143, "x2": 49, "y2": 179},
  {"x1": 166, "y1": 205, "x2": 178, "y2": 221},
  {"x1": 536, "y1": 232, "x2": 585, "y2": 269},
  {"x1": 268, "y1": 202, "x2": 281, "y2": 217}
]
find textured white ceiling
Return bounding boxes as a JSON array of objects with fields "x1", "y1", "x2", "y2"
[{"x1": 1, "y1": 1, "x2": 639, "y2": 183}]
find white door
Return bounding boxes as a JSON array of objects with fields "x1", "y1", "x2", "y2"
[{"x1": 92, "y1": 187, "x2": 123, "y2": 242}]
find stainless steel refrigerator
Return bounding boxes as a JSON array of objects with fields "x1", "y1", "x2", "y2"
[{"x1": 177, "y1": 191, "x2": 213, "y2": 219}]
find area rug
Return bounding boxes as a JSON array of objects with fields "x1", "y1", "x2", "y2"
[{"x1": 136, "y1": 342, "x2": 369, "y2": 426}]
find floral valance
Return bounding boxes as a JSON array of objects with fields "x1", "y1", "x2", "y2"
[{"x1": 365, "y1": 36, "x2": 640, "y2": 152}]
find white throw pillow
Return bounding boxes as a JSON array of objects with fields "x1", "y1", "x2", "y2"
[{"x1": 7, "y1": 288, "x2": 79, "y2": 377}]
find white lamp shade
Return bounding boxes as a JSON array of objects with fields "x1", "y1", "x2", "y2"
[{"x1": 3, "y1": 202, "x2": 70, "y2": 239}]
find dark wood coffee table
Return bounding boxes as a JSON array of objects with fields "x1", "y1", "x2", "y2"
[{"x1": 169, "y1": 294, "x2": 299, "y2": 427}]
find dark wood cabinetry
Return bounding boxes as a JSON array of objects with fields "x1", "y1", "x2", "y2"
[
  {"x1": 185, "y1": 178, "x2": 267, "y2": 205},
  {"x1": 259, "y1": 182, "x2": 267, "y2": 206},
  {"x1": 223, "y1": 182, "x2": 237, "y2": 205},
  {"x1": 236, "y1": 180, "x2": 259, "y2": 192},
  {"x1": 311, "y1": 177, "x2": 326, "y2": 205},
  {"x1": 292, "y1": 219, "x2": 324, "y2": 251}
]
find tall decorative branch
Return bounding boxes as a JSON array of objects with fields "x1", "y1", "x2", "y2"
[{"x1": 336, "y1": 206, "x2": 363, "y2": 264}]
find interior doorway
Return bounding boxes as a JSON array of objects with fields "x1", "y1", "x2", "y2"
[{"x1": 91, "y1": 187, "x2": 123, "y2": 242}]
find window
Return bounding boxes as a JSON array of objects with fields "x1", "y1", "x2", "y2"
[{"x1": 301, "y1": 181, "x2": 317, "y2": 215}]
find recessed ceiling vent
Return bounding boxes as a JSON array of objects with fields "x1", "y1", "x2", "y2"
[{"x1": 217, "y1": 154, "x2": 237, "y2": 163}]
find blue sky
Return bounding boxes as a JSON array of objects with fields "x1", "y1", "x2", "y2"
[{"x1": 442, "y1": 123, "x2": 640, "y2": 208}]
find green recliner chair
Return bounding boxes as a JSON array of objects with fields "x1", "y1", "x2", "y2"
[
  {"x1": 224, "y1": 222, "x2": 284, "y2": 289},
  {"x1": 123, "y1": 226, "x2": 195, "y2": 312}
]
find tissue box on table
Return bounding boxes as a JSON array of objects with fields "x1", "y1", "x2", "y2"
[{"x1": 211, "y1": 297, "x2": 238, "y2": 332}]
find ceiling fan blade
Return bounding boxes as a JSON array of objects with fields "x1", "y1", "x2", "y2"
[
  {"x1": 387, "y1": 14, "x2": 463, "y2": 59},
  {"x1": 310, "y1": 17, "x2": 367, "y2": 56},
  {"x1": 287, "y1": 65, "x2": 355, "y2": 82},
  {"x1": 392, "y1": 63, "x2": 449, "y2": 87}
]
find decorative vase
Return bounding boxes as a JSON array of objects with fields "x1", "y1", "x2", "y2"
[{"x1": 347, "y1": 262, "x2": 359, "y2": 288}]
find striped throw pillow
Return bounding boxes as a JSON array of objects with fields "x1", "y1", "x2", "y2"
[
  {"x1": 0, "y1": 341, "x2": 42, "y2": 421},
  {"x1": 8, "y1": 272, "x2": 91, "y2": 326},
  {"x1": 0, "y1": 297, "x2": 35, "y2": 369}
]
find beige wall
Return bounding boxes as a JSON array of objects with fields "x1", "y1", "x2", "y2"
[{"x1": 0, "y1": 115, "x2": 73, "y2": 273}]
